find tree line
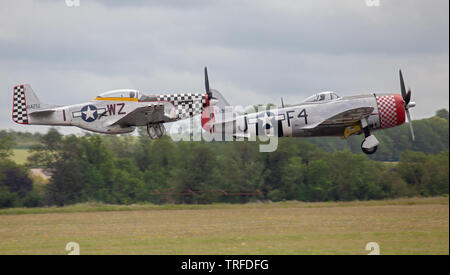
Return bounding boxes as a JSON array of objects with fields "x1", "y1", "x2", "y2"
[{"x1": 0, "y1": 109, "x2": 448, "y2": 208}]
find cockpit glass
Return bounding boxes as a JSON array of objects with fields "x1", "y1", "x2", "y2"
[
  {"x1": 304, "y1": 95, "x2": 318, "y2": 102},
  {"x1": 97, "y1": 90, "x2": 139, "y2": 99},
  {"x1": 303, "y1": 91, "x2": 340, "y2": 103}
]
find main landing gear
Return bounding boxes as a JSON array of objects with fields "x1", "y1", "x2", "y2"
[
  {"x1": 360, "y1": 118, "x2": 379, "y2": 155},
  {"x1": 147, "y1": 123, "x2": 166, "y2": 139}
]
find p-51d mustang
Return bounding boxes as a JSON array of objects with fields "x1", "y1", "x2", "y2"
[
  {"x1": 204, "y1": 70, "x2": 416, "y2": 154},
  {"x1": 12, "y1": 68, "x2": 227, "y2": 139}
]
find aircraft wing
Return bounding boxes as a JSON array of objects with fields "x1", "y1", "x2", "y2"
[
  {"x1": 111, "y1": 102, "x2": 177, "y2": 127},
  {"x1": 303, "y1": 106, "x2": 374, "y2": 129}
]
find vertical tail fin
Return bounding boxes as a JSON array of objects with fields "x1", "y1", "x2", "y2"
[{"x1": 12, "y1": 84, "x2": 44, "y2": 124}]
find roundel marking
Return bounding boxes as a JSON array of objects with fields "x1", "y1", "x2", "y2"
[
  {"x1": 257, "y1": 111, "x2": 276, "y2": 135},
  {"x1": 81, "y1": 105, "x2": 98, "y2": 122}
]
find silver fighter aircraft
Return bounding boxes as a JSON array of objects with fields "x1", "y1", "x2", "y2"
[
  {"x1": 12, "y1": 68, "x2": 227, "y2": 139},
  {"x1": 203, "y1": 70, "x2": 416, "y2": 155}
]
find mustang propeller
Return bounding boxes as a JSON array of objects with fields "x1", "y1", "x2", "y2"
[
  {"x1": 204, "y1": 66, "x2": 230, "y2": 107},
  {"x1": 399, "y1": 70, "x2": 416, "y2": 141},
  {"x1": 203, "y1": 67, "x2": 229, "y2": 133},
  {"x1": 205, "y1": 67, "x2": 218, "y2": 106}
]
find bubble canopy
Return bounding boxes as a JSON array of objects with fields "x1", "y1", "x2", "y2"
[
  {"x1": 95, "y1": 89, "x2": 140, "y2": 100},
  {"x1": 303, "y1": 91, "x2": 341, "y2": 103}
]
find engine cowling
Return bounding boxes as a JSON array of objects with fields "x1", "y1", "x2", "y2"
[{"x1": 375, "y1": 94, "x2": 406, "y2": 129}]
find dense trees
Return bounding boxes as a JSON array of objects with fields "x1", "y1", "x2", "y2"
[
  {"x1": 398, "y1": 150, "x2": 449, "y2": 196},
  {"x1": 0, "y1": 135, "x2": 34, "y2": 207},
  {"x1": 0, "y1": 130, "x2": 43, "y2": 149},
  {"x1": 0, "y1": 134, "x2": 14, "y2": 159},
  {"x1": 17, "y1": 132, "x2": 450, "y2": 207},
  {"x1": 0, "y1": 110, "x2": 448, "y2": 208}
]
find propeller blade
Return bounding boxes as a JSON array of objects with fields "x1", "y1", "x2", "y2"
[
  {"x1": 398, "y1": 70, "x2": 415, "y2": 141},
  {"x1": 404, "y1": 89, "x2": 411, "y2": 107},
  {"x1": 399, "y1": 69, "x2": 407, "y2": 100},
  {"x1": 204, "y1": 67, "x2": 210, "y2": 93},
  {"x1": 406, "y1": 109, "x2": 415, "y2": 141},
  {"x1": 202, "y1": 68, "x2": 229, "y2": 112},
  {"x1": 281, "y1": 97, "x2": 285, "y2": 108}
]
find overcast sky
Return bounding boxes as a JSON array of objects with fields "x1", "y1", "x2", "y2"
[{"x1": 1, "y1": 0, "x2": 448, "y2": 134}]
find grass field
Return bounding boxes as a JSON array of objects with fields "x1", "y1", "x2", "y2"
[
  {"x1": 0, "y1": 197, "x2": 448, "y2": 255},
  {"x1": 9, "y1": 149, "x2": 31, "y2": 165}
]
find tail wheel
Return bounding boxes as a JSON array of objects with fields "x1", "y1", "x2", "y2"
[{"x1": 361, "y1": 139, "x2": 378, "y2": 155}]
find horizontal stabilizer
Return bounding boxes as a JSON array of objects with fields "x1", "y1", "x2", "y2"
[{"x1": 28, "y1": 109, "x2": 57, "y2": 116}]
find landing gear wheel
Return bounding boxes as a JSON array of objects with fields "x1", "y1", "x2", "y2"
[
  {"x1": 146, "y1": 123, "x2": 166, "y2": 139},
  {"x1": 361, "y1": 140, "x2": 378, "y2": 155}
]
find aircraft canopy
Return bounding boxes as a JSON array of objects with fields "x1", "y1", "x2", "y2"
[
  {"x1": 303, "y1": 91, "x2": 341, "y2": 103},
  {"x1": 96, "y1": 89, "x2": 140, "y2": 100}
]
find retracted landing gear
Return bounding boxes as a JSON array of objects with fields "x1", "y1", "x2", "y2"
[
  {"x1": 147, "y1": 123, "x2": 166, "y2": 139},
  {"x1": 360, "y1": 118, "x2": 379, "y2": 155}
]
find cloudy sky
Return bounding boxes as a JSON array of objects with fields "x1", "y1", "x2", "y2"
[{"x1": 1, "y1": 0, "x2": 448, "y2": 134}]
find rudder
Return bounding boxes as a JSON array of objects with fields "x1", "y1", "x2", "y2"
[{"x1": 12, "y1": 85, "x2": 29, "y2": 124}]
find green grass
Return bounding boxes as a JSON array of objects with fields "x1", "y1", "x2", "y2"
[
  {"x1": 9, "y1": 149, "x2": 30, "y2": 165},
  {"x1": 0, "y1": 197, "x2": 447, "y2": 216},
  {"x1": 0, "y1": 197, "x2": 448, "y2": 255}
]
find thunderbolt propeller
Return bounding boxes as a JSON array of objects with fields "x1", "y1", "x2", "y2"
[{"x1": 399, "y1": 69, "x2": 416, "y2": 141}]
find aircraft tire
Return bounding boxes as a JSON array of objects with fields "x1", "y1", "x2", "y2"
[{"x1": 361, "y1": 140, "x2": 378, "y2": 155}]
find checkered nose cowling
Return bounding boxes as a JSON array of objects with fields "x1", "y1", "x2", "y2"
[
  {"x1": 157, "y1": 93, "x2": 207, "y2": 119},
  {"x1": 12, "y1": 85, "x2": 29, "y2": 124},
  {"x1": 376, "y1": 94, "x2": 406, "y2": 129}
]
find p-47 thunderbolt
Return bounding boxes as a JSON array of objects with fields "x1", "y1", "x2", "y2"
[
  {"x1": 204, "y1": 70, "x2": 416, "y2": 155},
  {"x1": 12, "y1": 68, "x2": 227, "y2": 139}
]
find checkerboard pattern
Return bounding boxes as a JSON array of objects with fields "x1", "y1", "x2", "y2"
[
  {"x1": 12, "y1": 85, "x2": 29, "y2": 124},
  {"x1": 157, "y1": 93, "x2": 207, "y2": 119},
  {"x1": 376, "y1": 95, "x2": 398, "y2": 129}
]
